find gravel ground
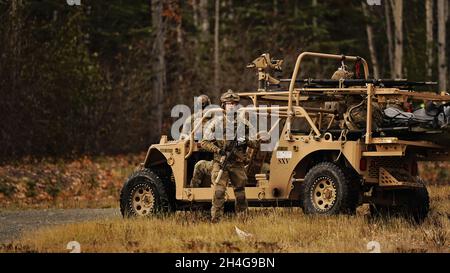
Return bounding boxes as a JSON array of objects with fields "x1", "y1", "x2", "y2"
[{"x1": 0, "y1": 208, "x2": 120, "y2": 243}]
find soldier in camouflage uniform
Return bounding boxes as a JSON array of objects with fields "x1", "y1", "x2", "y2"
[
  {"x1": 190, "y1": 159, "x2": 213, "y2": 187},
  {"x1": 181, "y1": 95, "x2": 214, "y2": 188},
  {"x1": 201, "y1": 89, "x2": 261, "y2": 222},
  {"x1": 179, "y1": 94, "x2": 212, "y2": 140}
]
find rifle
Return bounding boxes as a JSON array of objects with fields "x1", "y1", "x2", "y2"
[
  {"x1": 277, "y1": 79, "x2": 437, "y2": 88},
  {"x1": 214, "y1": 139, "x2": 239, "y2": 185}
]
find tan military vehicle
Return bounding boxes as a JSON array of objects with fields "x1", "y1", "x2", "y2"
[{"x1": 120, "y1": 52, "x2": 450, "y2": 222}]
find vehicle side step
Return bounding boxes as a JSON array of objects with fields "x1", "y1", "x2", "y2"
[{"x1": 379, "y1": 167, "x2": 423, "y2": 189}]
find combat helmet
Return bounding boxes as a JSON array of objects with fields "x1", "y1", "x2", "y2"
[
  {"x1": 196, "y1": 94, "x2": 211, "y2": 109},
  {"x1": 220, "y1": 89, "x2": 240, "y2": 105}
]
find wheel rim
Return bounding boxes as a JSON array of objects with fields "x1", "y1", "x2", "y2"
[
  {"x1": 311, "y1": 176, "x2": 337, "y2": 211},
  {"x1": 131, "y1": 184, "x2": 155, "y2": 216}
]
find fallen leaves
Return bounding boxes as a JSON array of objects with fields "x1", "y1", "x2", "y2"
[{"x1": 0, "y1": 154, "x2": 144, "y2": 208}]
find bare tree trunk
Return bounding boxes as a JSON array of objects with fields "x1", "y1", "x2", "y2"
[
  {"x1": 426, "y1": 0, "x2": 434, "y2": 79},
  {"x1": 10, "y1": 0, "x2": 22, "y2": 91},
  {"x1": 312, "y1": 0, "x2": 319, "y2": 77},
  {"x1": 446, "y1": 0, "x2": 449, "y2": 23},
  {"x1": 362, "y1": 2, "x2": 379, "y2": 79},
  {"x1": 192, "y1": 0, "x2": 200, "y2": 68},
  {"x1": 152, "y1": 0, "x2": 166, "y2": 136},
  {"x1": 385, "y1": 1, "x2": 395, "y2": 78},
  {"x1": 192, "y1": 0, "x2": 198, "y2": 28},
  {"x1": 227, "y1": 0, "x2": 234, "y2": 21},
  {"x1": 438, "y1": 0, "x2": 447, "y2": 91},
  {"x1": 294, "y1": 0, "x2": 298, "y2": 17},
  {"x1": 175, "y1": 2, "x2": 182, "y2": 45},
  {"x1": 214, "y1": 0, "x2": 220, "y2": 98},
  {"x1": 312, "y1": 0, "x2": 317, "y2": 29},
  {"x1": 390, "y1": 0, "x2": 403, "y2": 79},
  {"x1": 273, "y1": 0, "x2": 278, "y2": 16},
  {"x1": 199, "y1": 0, "x2": 209, "y2": 41},
  {"x1": 173, "y1": 1, "x2": 185, "y2": 103}
]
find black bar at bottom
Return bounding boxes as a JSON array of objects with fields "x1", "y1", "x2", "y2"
[{"x1": 1, "y1": 253, "x2": 446, "y2": 273}]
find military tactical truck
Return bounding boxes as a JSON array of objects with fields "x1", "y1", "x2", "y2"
[{"x1": 120, "y1": 52, "x2": 450, "y2": 222}]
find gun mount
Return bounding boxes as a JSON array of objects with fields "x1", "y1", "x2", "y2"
[{"x1": 247, "y1": 53, "x2": 284, "y2": 91}]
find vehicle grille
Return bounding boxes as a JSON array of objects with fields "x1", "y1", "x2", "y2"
[{"x1": 368, "y1": 157, "x2": 407, "y2": 178}]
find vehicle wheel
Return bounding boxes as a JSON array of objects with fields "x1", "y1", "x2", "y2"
[
  {"x1": 370, "y1": 180, "x2": 429, "y2": 223},
  {"x1": 406, "y1": 181, "x2": 430, "y2": 222},
  {"x1": 300, "y1": 162, "x2": 356, "y2": 215},
  {"x1": 120, "y1": 168, "x2": 175, "y2": 218}
]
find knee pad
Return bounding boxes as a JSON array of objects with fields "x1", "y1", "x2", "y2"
[{"x1": 214, "y1": 187, "x2": 226, "y2": 199}]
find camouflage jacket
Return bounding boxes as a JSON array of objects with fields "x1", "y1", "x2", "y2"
[
  {"x1": 200, "y1": 114, "x2": 260, "y2": 163},
  {"x1": 179, "y1": 110, "x2": 212, "y2": 140}
]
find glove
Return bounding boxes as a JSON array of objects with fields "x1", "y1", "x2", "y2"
[
  {"x1": 236, "y1": 136, "x2": 247, "y2": 147},
  {"x1": 257, "y1": 131, "x2": 271, "y2": 143}
]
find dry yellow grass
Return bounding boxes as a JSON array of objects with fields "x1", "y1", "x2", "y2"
[{"x1": 2, "y1": 185, "x2": 449, "y2": 253}]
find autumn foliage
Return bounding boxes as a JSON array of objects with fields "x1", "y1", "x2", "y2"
[{"x1": 0, "y1": 154, "x2": 144, "y2": 208}]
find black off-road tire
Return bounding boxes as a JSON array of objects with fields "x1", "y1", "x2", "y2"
[
  {"x1": 408, "y1": 182, "x2": 430, "y2": 222},
  {"x1": 120, "y1": 168, "x2": 175, "y2": 218},
  {"x1": 300, "y1": 162, "x2": 357, "y2": 215},
  {"x1": 370, "y1": 179, "x2": 429, "y2": 223}
]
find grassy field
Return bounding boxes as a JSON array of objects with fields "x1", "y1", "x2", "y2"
[{"x1": 2, "y1": 185, "x2": 449, "y2": 253}]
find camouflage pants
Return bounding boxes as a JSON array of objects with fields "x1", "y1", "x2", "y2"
[
  {"x1": 190, "y1": 160, "x2": 213, "y2": 187},
  {"x1": 211, "y1": 161, "x2": 248, "y2": 221}
]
